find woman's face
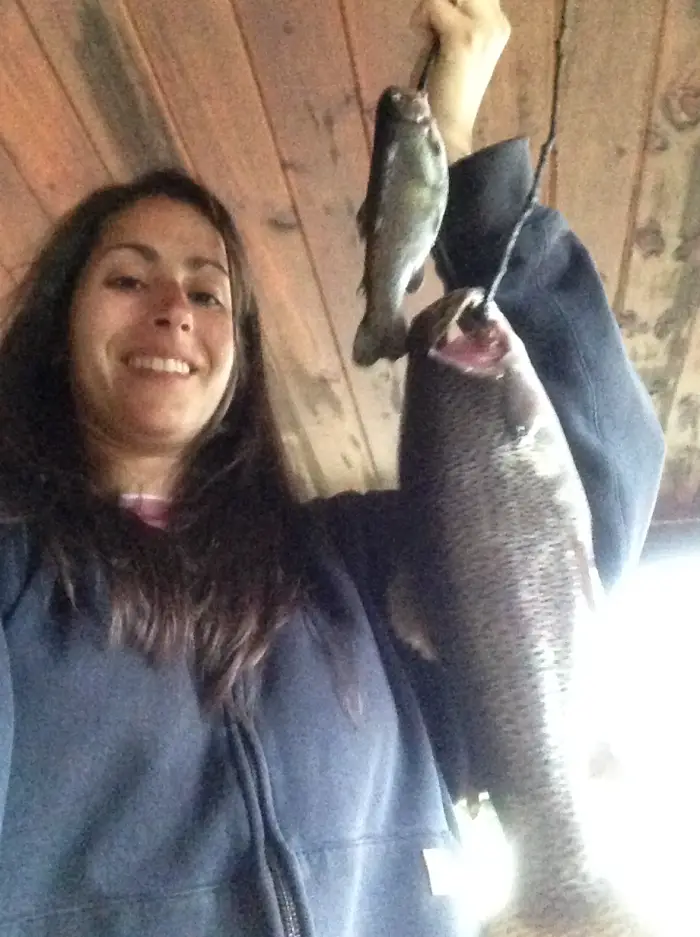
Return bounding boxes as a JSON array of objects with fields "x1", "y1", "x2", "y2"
[{"x1": 69, "y1": 196, "x2": 236, "y2": 461}]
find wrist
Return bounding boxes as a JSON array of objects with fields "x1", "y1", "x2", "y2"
[{"x1": 441, "y1": 127, "x2": 474, "y2": 165}]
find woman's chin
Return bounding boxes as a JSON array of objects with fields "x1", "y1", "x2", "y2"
[{"x1": 116, "y1": 413, "x2": 201, "y2": 455}]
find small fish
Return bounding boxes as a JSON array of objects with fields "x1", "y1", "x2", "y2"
[
  {"x1": 352, "y1": 86, "x2": 449, "y2": 367},
  {"x1": 389, "y1": 287, "x2": 654, "y2": 936}
]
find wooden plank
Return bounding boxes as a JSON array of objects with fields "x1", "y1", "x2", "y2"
[
  {"x1": 0, "y1": 1, "x2": 110, "y2": 217},
  {"x1": 341, "y1": 0, "x2": 426, "y2": 122},
  {"x1": 264, "y1": 354, "x2": 330, "y2": 499},
  {"x1": 617, "y1": 0, "x2": 700, "y2": 517},
  {"x1": 281, "y1": 433, "x2": 326, "y2": 502},
  {"x1": 122, "y1": 0, "x2": 377, "y2": 493},
  {"x1": 653, "y1": 148, "x2": 700, "y2": 513},
  {"x1": 18, "y1": 0, "x2": 186, "y2": 181},
  {"x1": 0, "y1": 142, "x2": 51, "y2": 270},
  {"x1": 232, "y1": 0, "x2": 415, "y2": 486},
  {"x1": 554, "y1": 0, "x2": 664, "y2": 301}
]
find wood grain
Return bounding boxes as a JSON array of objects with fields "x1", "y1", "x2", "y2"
[
  {"x1": 0, "y1": 1, "x2": 109, "y2": 216},
  {"x1": 340, "y1": 0, "x2": 427, "y2": 134},
  {"x1": 19, "y1": 0, "x2": 186, "y2": 181},
  {"x1": 0, "y1": 140, "x2": 50, "y2": 269},
  {"x1": 123, "y1": 0, "x2": 377, "y2": 493},
  {"x1": 636, "y1": 0, "x2": 700, "y2": 517},
  {"x1": 554, "y1": 0, "x2": 664, "y2": 301},
  {"x1": 616, "y1": 0, "x2": 700, "y2": 517}
]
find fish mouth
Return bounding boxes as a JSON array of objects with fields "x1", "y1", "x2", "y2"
[
  {"x1": 411, "y1": 288, "x2": 512, "y2": 375},
  {"x1": 435, "y1": 323, "x2": 509, "y2": 374},
  {"x1": 385, "y1": 86, "x2": 432, "y2": 125}
]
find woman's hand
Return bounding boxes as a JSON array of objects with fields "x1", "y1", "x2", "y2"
[{"x1": 411, "y1": 0, "x2": 511, "y2": 164}]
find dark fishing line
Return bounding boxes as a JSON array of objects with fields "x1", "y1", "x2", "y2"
[
  {"x1": 416, "y1": 31, "x2": 459, "y2": 289},
  {"x1": 417, "y1": 34, "x2": 441, "y2": 93},
  {"x1": 483, "y1": 0, "x2": 573, "y2": 308}
]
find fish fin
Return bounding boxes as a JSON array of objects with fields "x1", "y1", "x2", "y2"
[
  {"x1": 406, "y1": 265, "x2": 425, "y2": 294},
  {"x1": 353, "y1": 313, "x2": 408, "y2": 367}
]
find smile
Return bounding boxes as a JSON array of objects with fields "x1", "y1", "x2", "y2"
[{"x1": 126, "y1": 355, "x2": 193, "y2": 375}]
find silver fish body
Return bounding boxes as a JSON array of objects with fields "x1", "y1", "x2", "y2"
[
  {"x1": 390, "y1": 287, "x2": 654, "y2": 937},
  {"x1": 353, "y1": 86, "x2": 449, "y2": 367}
]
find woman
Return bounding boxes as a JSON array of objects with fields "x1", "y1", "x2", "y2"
[{"x1": 0, "y1": 1, "x2": 664, "y2": 935}]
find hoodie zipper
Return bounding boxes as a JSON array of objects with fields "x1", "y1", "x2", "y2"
[
  {"x1": 225, "y1": 707, "x2": 305, "y2": 937},
  {"x1": 268, "y1": 846, "x2": 302, "y2": 937}
]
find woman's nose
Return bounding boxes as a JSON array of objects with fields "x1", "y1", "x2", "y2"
[{"x1": 152, "y1": 280, "x2": 193, "y2": 332}]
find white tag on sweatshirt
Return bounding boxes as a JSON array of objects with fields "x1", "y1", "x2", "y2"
[{"x1": 422, "y1": 847, "x2": 465, "y2": 897}]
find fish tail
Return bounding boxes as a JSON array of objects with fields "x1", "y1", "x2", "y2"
[{"x1": 352, "y1": 312, "x2": 408, "y2": 367}]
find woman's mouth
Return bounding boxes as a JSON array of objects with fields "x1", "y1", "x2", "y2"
[{"x1": 125, "y1": 355, "x2": 195, "y2": 376}]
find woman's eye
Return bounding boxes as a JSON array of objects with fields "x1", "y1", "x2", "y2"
[
  {"x1": 107, "y1": 275, "x2": 145, "y2": 291},
  {"x1": 105, "y1": 275, "x2": 222, "y2": 308},
  {"x1": 190, "y1": 291, "x2": 222, "y2": 308}
]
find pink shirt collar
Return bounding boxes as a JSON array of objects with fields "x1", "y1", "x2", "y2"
[{"x1": 119, "y1": 493, "x2": 170, "y2": 530}]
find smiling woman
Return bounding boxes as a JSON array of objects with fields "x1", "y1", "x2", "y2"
[{"x1": 69, "y1": 196, "x2": 237, "y2": 494}]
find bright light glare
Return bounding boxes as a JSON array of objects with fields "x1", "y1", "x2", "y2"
[
  {"x1": 453, "y1": 552, "x2": 700, "y2": 936},
  {"x1": 588, "y1": 551, "x2": 700, "y2": 935},
  {"x1": 455, "y1": 798, "x2": 515, "y2": 923}
]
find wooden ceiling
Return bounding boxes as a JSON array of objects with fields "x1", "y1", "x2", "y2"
[{"x1": 0, "y1": 0, "x2": 699, "y2": 520}]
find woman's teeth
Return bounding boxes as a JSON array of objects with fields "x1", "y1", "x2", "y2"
[{"x1": 128, "y1": 356, "x2": 192, "y2": 375}]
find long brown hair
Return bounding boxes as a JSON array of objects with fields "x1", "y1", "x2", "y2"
[{"x1": 0, "y1": 169, "x2": 309, "y2": 710}]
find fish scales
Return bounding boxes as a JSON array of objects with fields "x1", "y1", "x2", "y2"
[
  {"x1": 365, "y1": 146, "x2": 438, "y2": 317},
  {"x1": 390, "y1": 287, "x2": 655, "y2": 937}
]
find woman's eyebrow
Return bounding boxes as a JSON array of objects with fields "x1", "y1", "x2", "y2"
[{"x1": 101, "y1": 242, "x2": 229, "y2": 277}]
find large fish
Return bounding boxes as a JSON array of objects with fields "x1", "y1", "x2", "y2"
[
  {"x1": 352, "y1": 85, "x2": 449, "y2": 367},
  {"x1": 389, "y1": 287, "x2": 653, "y2": 936}
]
